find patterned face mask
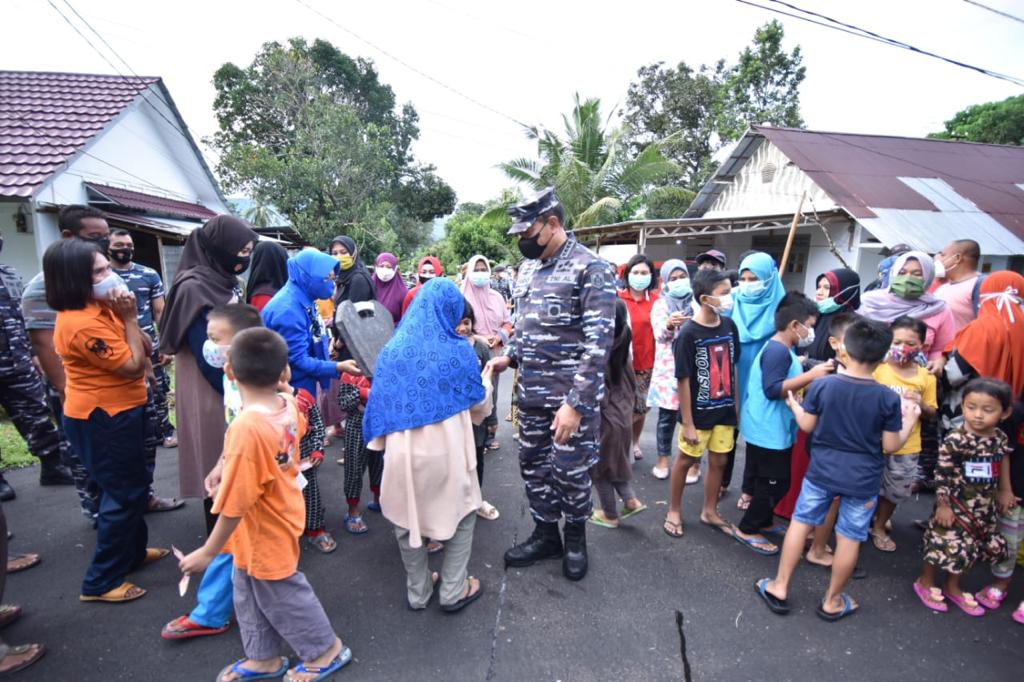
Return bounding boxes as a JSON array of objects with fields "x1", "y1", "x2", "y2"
[
  {"x1": 202, "y1": 339, "x2": 229, "y2": 369},
  {"x1": 887, "y1": 343, "x2": 927, "y2": 367}
]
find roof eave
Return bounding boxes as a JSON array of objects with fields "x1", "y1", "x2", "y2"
[{"x1": 683, "y1": 127, "x2": 765, "y2": 218}]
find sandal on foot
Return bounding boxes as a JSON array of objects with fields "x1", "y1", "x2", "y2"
[
  {"x1": 80, "y1": 581, "x2": 146, "y2": 603},
  {"x1": 663, "y1": 518, "x2": 684, "y2": 538},
  {"x1": 731, "y1": 530, "x2": 779, "y2": 556},
  {"x1": 976, "y1": 585, "x2": 1007, "y2": 610},
  {"x1": 343, "y1": 514, "x2": 368, "y2": 535},
  {"x1": 217, "y1": 656, "x2": 288, "y2": 681},
  {"x1": 147, "y1": 496, "x2": 185, "y2": 513},
  {"x1": 755, "y1": 578, "x2": 790, "y2": 615},
  {"x1": 699, "y1": 516, "x2": 734, "y2": 537},
  {"x1": 912, "y1": 582, "x2": 947, "y2": 612},
  {"x1": 632, "y1": 446, "x2": 644, "y2": 461},
  {"x1": 816, "y1": 593, "x2": 858, "y2": 622},
  {"x1": 1013, "y1": 604, "x2": 1024, "y2": 625},
  {"x1": 0, "y1": 604, "x2": 21, "y2": 629},
  {"x1": 285, "y1": 646, "x2": 352, "y2": 681},
  {"x1": 487, "y1": 441, "x2": 500, "y2": 451},
  {"x1": 305, "y1": 533, "x2": 338, "y2": 554},
  {"x1": 588, "y1": 511, "x2": 619, "y2": 529},
  {"x1": 162, "y1": 435, "x2": 178, "y2": 448},
  {"x1": 944, "y1": 590, "x2": 985, "y2": 617},
  {"x1": 619, "y1": 503, "x2": 647, "y2": 520},
  {"x1": 760, "y1": 523, "x2": 788, "y2": 536},
  {"x1": 651, "y1": 466, "x2": 669, "y2": 480},
  {"x1": 0, "y1": 643, "x2": 45, "y2": 676},
  {"x1": 162, "y1": 614, "x2": 230, "y2": 640},
  {"x1": 870, "y1": 530, "x2": 896, "y2": 552},
  {"x1": 142, "y1": 547, "x2": 171, "y2": 566},
  {"x1": 685, "y1": 468, "x2": 700, "y2": 485},
  {"x1": 441, "y1": 577, "x2": 483, "y2": 613},
  {"x1": 736, "y1": 494, "x2": 752, "y2": 510},
  {"x1": 476, "y1": 502, "x2": 500, "y2": 521},
  {"x1": 6, "y1": 553, "x2": 40, "y2": 574}
]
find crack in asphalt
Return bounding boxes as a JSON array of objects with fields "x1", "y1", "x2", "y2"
[{"x1": 676, "y1": 609, "x2": 693, "y2": 682}]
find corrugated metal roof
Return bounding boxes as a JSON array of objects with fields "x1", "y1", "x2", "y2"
[
  {"x1": 687, "y1": 126, "x2": 1024, "y2": 255},
  {"x1": 86, "y1": 182, "x2": 216, "y2": 220}
]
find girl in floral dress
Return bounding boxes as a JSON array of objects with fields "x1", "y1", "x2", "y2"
[{"x1": 914, "y1": 378, "x2": 1015, "y2": 616}]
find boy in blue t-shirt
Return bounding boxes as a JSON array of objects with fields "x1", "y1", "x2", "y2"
[
  {"x1": 756, "y1": 318, "x2": 918, "y2": 621},
  {"x1": 734, "y1": 293, "x2": 833, "y2": 555}
]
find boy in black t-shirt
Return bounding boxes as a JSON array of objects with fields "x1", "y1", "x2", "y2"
[{"x1": 663, "y1": 270, "x2": 740, "y2": 539}]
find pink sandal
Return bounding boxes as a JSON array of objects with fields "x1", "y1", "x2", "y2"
[
  {"x1": 912, "y1": 582, "x2": 947, "y2": 613},
  {"x1": 976, "y1": 585, "x2": 1007, "y2": 610},
  {"x1": 943, "y1": 590, "x2": 985, "y2": 617},
  {"x1": 1013, "y1": 603, "x2": 1024, "y2": 625}
]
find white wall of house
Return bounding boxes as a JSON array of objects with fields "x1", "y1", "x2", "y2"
[{"x1": 0, "y1": 202, "x2": 43, "y2": 279}]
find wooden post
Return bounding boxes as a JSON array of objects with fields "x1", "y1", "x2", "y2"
[{"x1": 779, "y1": 190, "x2": 806, "y2": 275}]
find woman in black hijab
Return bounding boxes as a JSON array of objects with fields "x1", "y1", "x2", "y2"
[
  {"x1": 328, "y1": 236, "x2": 375, "y2": 305},
  {"x1": 245, "y1": 240, "x2": 288, "y2": 312},
  {"x1": 807, "y1": 267, "x2": 861, "y2": 361}
]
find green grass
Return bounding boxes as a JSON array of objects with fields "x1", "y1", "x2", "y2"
[{"x1": 0, "y1": 419, "x2": 36, "y2": 469}]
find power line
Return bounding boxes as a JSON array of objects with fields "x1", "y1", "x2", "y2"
[
  {"x1": 962, "y1": 0, "x2": 1024, "y2": 25},
  {"x1": 291, "y1": 0, "x2": 531, "y2": 129},
  {"x1": 735, "y1": 0, "x2": 1024, "y2": 87}
]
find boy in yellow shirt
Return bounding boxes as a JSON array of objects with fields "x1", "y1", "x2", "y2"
[{"x1": 870, "y1": 316, "x2": 937, "y2": 552}]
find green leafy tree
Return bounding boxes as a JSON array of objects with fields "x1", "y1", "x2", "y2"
[
  {"x1": 501, "y1": 94, "x2": 679, "y2": 228},
  {"x1": 929, "y1": 94, "x2": 1024, "y2": 146},
  {"x1": 210, "y1": 38, "x2": 455, "y2": 256}
]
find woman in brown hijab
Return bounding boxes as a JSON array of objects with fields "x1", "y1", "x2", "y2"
[{"x1": 159, "y1": 215, "x2": 257, "y2": 531}]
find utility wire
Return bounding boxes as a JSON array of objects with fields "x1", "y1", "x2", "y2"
[
  {"x1": 962, "y1": 0, "x2": 1024, "y2": 26},
  {"x1": 735, "y1": 0, "x2": 1024, "y2": 87},
  {"x1": 292, "y1": 0, "x2": 531, "y2": 129}
]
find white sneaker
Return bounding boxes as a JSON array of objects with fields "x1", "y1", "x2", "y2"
[
  {"x1": 685, "y1": 468, "x2": 701, "y2": 485},
  {"x1": 652, "y1": 466, "x2": 669, "y2": 480}
]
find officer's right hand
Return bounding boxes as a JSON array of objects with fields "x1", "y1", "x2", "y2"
[{"x1": 487, "y1": 356, "x2": 512, "y2": 374}]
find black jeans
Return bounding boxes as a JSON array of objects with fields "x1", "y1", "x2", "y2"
[
  {"x1": 656, "y1": 408, "x2": 677, "y2": 458},
  {"x1": 738, "y1": 443, "x2": 791, "y2": 535}
]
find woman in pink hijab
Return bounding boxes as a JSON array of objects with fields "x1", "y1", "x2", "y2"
[{"x1": 462, "y1": 255, "x2": 513, "y2": 450}]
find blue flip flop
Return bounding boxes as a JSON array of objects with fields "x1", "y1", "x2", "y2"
[
  {"x1": 732, "y1": 529, "x2": 780, "y2": 556},
  {"x1": 816, "y1": 593, "x2": 858, "y2": 622},
  {"x1": 760, "y1": 523, "x2": 788, "y2": 536},
  {"x1": 755, "y1": 578, "x2": 790, "y2": 615},
  {"x1": 343, "y1": 514, "x2": 369, "y2": 535},
  {"x1": 216, "y1": 657, "x2": 288, "y2": 681},
  {"x1": 285, "y1": 647, "x2": 352, "y2": 681}
]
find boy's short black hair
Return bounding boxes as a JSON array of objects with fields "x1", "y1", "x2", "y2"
[
  {"x1": 461, "y1": 296, "x2": 477, "y2": 331},
  {"x1": 692, "y1": 268, "x2": 731, "y2": 303},
  {"x1": 828, "y1": 312, "x2": 859, "y2": 340},
  {"x1": 229, "y1": 328, "x2": 288, "y2": 388},
  {"x1": 58, "y1": 204, "x2": 106, "y2": 235},
  {"x1": 774, "y1": 291, "x2": 818, "y2": 332},
  {"x1": 843, "y1": 318, "x2": 893, "y2": 364},
  {"x1": 208, "y1": 303, "x2": 263, "y2": 334},
  {"x1": 890, "y1": 315, "x2": 927, "y2": 343},
  {"x1": 42, "y1": 238, "x2": 101, "y2": 311},
  {"x1": 962, "y1": 377, "x2": 1012, "y2": 411}
]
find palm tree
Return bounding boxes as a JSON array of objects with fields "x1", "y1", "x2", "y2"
[
  {"x1": 243, "y1": 200, "x2": 274, "y2": 228},
  {"x1": 500, "y1": 94, "x2": 680, "y2": 227}
]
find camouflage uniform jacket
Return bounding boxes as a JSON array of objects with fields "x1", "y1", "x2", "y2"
[
  {"x1": 0, "y1": 264, "x2": 35, "y2": 374},
  {"x1": 505, "y1": 237, "x2": 616, "y2": 417}
]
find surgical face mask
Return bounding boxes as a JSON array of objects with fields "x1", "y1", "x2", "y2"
[
  {"x1": 337, "y1": 254, "x2": 354, "y2": 270},
  {"x1": 737, "y1": 280, "x2": 766, "y2": 297},
  {"x1": 202, "y1": 339, "x2": 229, "y2": 369},
  {"x1": 890, "y1": 275, "x2": 925, "y2": 299},
  {"x1": 797, "y1": 323, "x2": 816, "y2": 348},
  {"x1": 667, "y1": 278, "x2": 691, "y2": 299},
  {"x1": 628, "y1": 273, "x2": 652, "y2": 291},
  {"x1": 817, "y1": 297, "x2": 841, "y2": 315},
  {"x1": 92, "y1": 272, "x2": 127, "y2": 301},
  {"x1": 376, "y1": 267, "x2": 395, "y2": 283},
  {"x1": 932, "y1": 257, "x2": 946, "y2": 280},
  {"x1": 706, "y1": 292, "x2": 734, "y2": 313},
  {"x1": 469, "y1": 272, "x2": 490, "y2": 288},
  {"x1": 109, "y1": 247, "x2": 133, "y2": 265}
]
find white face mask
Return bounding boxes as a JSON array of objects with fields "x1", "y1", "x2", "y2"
[
  {"x1": 92, "y1": 272, "x2": 128, "y2": 301},
  {"x1": 711, "y1": 292, "x2": 734, "y2": 313},
  {"x1": 932, "y1": 258, "x2": 946, "y2": 280},
  {"x1": 469, "y1": 272, "x2": 490, "y2": 288},
  {"x1": 376, "y1": 267, "x2": 395, "y2": 283},
  {"x1": 202, "y1": 339, "x2": 229, "y2": 369},
  {"x1": 797, "y1": 323, "x2": 815, "y2": 348}
]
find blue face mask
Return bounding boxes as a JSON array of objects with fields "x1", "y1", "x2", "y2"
[
  {"x1": 737, "y1": 280, "x2": 766, "y2": 297},
  {"x1": 314, "y1": 276, "x2": 335, "y2": 301},
  {"x1": 817, "y1": 297, "x2": 841, "y2": 315},
  {"x1": 628, "y1": 273, "x2": 652, "y2": 291},
  {"x1": 667, "y1": 278, "x2": 691, "y2": 299}
]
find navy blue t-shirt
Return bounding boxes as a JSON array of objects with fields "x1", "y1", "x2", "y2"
[{"x1": 802, "y1": 373, "x2": 902, "y2": 498}]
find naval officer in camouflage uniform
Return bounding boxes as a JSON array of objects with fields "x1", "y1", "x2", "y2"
[{"x1": 488, "y1": 188, "x2": 616, "y2": 581}]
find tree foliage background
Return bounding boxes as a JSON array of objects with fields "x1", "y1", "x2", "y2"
[
  {"x1": 929, "y1": 94, "x2": 1024, "y2": 146},
  {"x1": 210, "y1": 38, "x2": 455, "y2": 257}
]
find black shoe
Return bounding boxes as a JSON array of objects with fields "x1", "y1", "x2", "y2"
[
  {"x1": 38, "y1": 463, "x2": 74, "y2": 486},
  {"x1": 504, "y1": 521, "x2": 563, "y2": 568},
  {"x1": 0, "y1": 476, "x2": 15, "y2": 502},
  {"x1": 562, "y1": 520, "x2": 588, "y2": 581}
]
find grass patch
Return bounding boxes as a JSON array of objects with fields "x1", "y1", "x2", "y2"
[{"x1": 0, "y1": 419, "x2": 36, "y2": 469}]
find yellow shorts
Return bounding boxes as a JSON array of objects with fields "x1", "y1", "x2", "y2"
[{"x1": 678, "y1": 424, "x2": 736, "y2": 458}]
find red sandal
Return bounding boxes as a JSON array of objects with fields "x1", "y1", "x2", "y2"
[{"x1": 161, "y1": 614, "x2": 230, "y2": 640}]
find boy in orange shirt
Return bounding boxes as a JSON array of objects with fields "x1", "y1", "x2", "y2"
[{"x1": 180, "y1": 328, "x2": 350, "y2": 682}]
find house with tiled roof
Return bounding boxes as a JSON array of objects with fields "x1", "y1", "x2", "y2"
[
  {"x1": 576, "y1": 126, "x2": 1024, "y2": 293},
  {"x1": 0, "y1": 70, "x2": 230, "y2": 280}
]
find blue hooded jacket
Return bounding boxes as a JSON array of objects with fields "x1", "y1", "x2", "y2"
[{"x1": 261, "y1": 249, "x2": 339, "y2": 394}]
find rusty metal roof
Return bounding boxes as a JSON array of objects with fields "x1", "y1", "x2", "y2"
[{"x1": 86, "y1": 182, "x2": 216, "y2": 221}]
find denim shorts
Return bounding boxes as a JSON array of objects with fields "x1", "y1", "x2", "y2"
[{"x1": 792, "y1": 478, "x2": 877, "y2": 542}]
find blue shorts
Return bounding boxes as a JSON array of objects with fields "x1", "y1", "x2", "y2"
[{"x1": 792, "y1": 478, "x2": 877, "y2": 542}]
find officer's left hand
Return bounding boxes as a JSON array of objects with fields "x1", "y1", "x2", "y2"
[{"x1": 551, "y1": 404, "x2": 582, "y2": 445}]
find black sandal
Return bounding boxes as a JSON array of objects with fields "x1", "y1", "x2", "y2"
[{"x1": 441, "y1": 577, "x2": 483, "y2": 613}]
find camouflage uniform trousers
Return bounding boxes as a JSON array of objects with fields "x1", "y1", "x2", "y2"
[
  {"x1": 517, "y1": 409, "x2": 600, "y2": 524},
  {"x1": 150, "y1": 352, "x2": 174, "y2": 440},
  {"x1": 143, "y1": 387, "x2": 162, "y2": 500}
]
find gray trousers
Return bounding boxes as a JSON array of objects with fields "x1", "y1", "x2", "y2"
[
  {"x1": 232, "y1": 568, "x2": 337, "y2": 662},
  {"x1": 593, "y1": 478, "x2": 636, "y2": 519},
  {"x1": 395, "y1": 511, "x2": 476, "y2": 609}
]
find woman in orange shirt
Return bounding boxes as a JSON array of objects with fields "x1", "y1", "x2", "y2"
[{"x1": 43, "y1": 239, "x2": 165, "y2": 603}]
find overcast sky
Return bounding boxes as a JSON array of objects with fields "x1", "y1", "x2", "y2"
[{"x1": 5, "y1": 0, "x2": 1023, "y2": 207}]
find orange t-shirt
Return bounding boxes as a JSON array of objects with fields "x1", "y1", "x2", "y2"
[
  {"x1": 53, "y1": 303, "x2": 148, "y2": 419},
  {"x1": 213, "y1": 394, "x2": 308, "y2": 580}
]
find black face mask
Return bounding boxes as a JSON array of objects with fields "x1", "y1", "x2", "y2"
[
  {"x1": 232, "y1": 255, "x2": 251, "y2": 274},
  {"x1": 517, "y1": 230, "x2": 546, "y2": 260},
  {"x1": 110, "y1": 248, "x2": 133, "y2": 265},
  {"x1": 418, "y1": 274, "x2": 435, "y2": 285}
]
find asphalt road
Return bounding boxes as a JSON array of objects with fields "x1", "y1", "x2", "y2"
[{"x1": 2, "y1": 383, "x2": 1021, "y2": 681}]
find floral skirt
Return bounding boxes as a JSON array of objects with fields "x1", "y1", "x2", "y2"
[{"x1": 633, "y1": 370, "x2": 652, "y2": 415}]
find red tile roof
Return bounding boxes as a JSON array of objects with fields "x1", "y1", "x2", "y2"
[
  {"x1": 0, "y1": 71, "x2": 158, "y2": 198},
  {"x1": 86, "y1": 182, "x2": 216, "y2": 221}
]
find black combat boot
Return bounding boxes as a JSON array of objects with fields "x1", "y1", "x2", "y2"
[
  {"x1": 562, "y1": 520, "x2": 588, "y2": 581},
  {"x1": 38, "y1": 459, "x2": 73, "y2": 486},
  {"x1": 0, "y1": 473, "x2": 15, "y2": 502},
  {"x1": 504, "y1": 521, "x2": 563, "y2": 568}
]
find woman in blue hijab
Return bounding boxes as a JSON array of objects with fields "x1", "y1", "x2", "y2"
[
  {"x1": 363, "y1": 278, "x2": 491, "y2": 613},
  {"x1": 726, "y1": 251, "x2": 786, "y2": 509}
]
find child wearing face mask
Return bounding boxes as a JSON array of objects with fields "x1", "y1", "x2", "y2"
[
  {"x1": 869, "y1": 316, "x2": 937, "y2": 552},
  {"x1": 734, "y1": 292, "x2": 834, "y2": 556}
]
